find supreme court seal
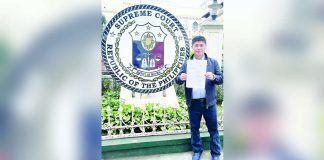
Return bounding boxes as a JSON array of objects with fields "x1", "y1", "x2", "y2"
[{"x1": 102, "y1": 4, "x2": 189, "y2": 93}]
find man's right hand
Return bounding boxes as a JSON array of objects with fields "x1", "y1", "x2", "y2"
[{"x1": 180, "y1": 73, "x2": 187, "y2": 81}]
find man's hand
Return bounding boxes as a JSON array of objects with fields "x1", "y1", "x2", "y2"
[
  {"x1": 180, "y1": 73, "x2": 187, "y2": 81},
  {"x1": 205, "y1": 72, "x2": 215, "y2": 80}
]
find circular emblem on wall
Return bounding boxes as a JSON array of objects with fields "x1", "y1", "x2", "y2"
[{"x1": 102, "y1": 4, "x2": 189, "y2": 93}]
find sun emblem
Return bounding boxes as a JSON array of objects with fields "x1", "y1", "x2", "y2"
[{"x1": 141, "y1": 32, "x2": 156, "y2": 51}]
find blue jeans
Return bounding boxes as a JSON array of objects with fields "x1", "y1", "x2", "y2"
[{"x1": 188, "y1": 100, "x2": 221, "y2": 157}]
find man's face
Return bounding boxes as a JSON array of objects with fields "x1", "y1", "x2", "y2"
[{"x1": 192, "y1": 41, "x2": 206, "y2": 58}]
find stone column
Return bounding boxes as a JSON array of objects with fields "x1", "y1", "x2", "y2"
[{"x1": 200, "y1": 21, "x2": 223, "y2": 65}]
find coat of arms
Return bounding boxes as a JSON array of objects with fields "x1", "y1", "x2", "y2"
[{"x1": 130, "y1": 23, "x2": 166, "y2": 71}]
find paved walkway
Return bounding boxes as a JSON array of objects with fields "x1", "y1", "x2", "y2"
[{"x1": 111, "y1": 150, "x2": 223, "y2": 160}]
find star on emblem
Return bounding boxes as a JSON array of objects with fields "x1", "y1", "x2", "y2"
[
  {"x1": 110, "y1": 32, "x2": 116, "y2": 37},
  {"x1": 146, "y1": 25, "x2": 151, "y2": 30},
  {"x1": 157, "y1": 32, "x2": 162, "y2": 37},
  {"x1": 135, "y1": 31, "x2": 139, "y2": 36}
]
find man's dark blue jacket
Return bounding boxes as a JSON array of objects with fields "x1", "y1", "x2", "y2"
[{"x1": 175, "y1": 53, "x2": 223, "y2": 107}]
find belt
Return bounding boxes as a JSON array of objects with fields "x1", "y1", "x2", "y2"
[{"x1": 192, "y1": 98, "x2": 206, "y2": 103}]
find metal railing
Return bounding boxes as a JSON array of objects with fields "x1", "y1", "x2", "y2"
[
  {"x1": 101, "y1": 76, "x2": 223, "y2": 140},
  {"x1": 101, "y1": 103, "x2": 223, "y2": 140}
]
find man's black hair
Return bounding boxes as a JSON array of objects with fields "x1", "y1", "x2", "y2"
[{"x1": 192, "y1": 35, "x2": 207, "y2": 45}]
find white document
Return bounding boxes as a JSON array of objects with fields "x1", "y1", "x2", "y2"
[{"x1": 186, "y1": 60, "x2": 207, "y2": 88}]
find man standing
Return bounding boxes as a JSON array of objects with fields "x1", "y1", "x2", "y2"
[{"x1": 175, "y1": 36, "x2": 223, "y2": 160}]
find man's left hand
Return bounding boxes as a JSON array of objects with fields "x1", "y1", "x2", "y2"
[{"x1": 205, "y1": 72, "x2": 214, "y2": 80}]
